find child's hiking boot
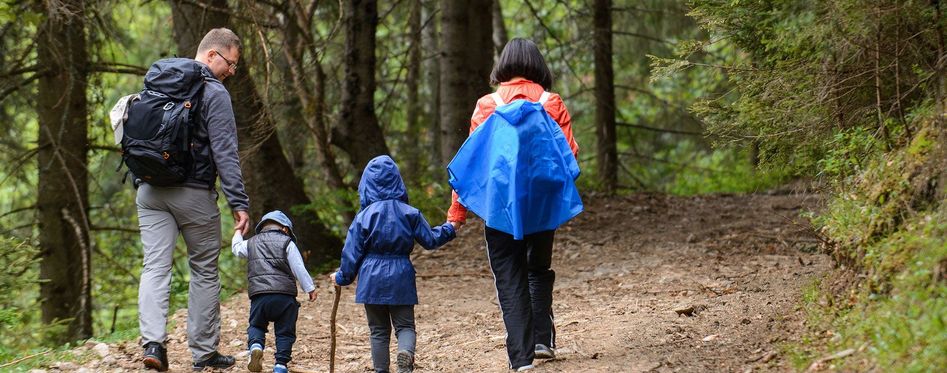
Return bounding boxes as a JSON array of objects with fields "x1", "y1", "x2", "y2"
[
  {"x1": 534, "y1": 344, "x2": 556, "y2": 359},
  {"x1": 515, "y1": 364, "x2": 535, "y2": 371},
  {"x1": 142, "y1": 342, "x2": 168, "y2": 371},
  {"x1": 273, "y1": 363, "x2": 288, "y2": 373},
  {"x1": 247, "y1": 343, "x2": 264, "y2": 372},
  {"x1": 396, "y1": 350, "x2": 415, "y2": 373},
  {"x1": 191, "y1": 351, "x2": 236, "y2": 371}
]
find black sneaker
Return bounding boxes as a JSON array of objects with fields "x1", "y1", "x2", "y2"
[
  {"x1": 192, "y1": 351, "x2": 236, "y2": 371},
  {"x1": 142, "y1": 342, "x2": 168, "y2": 372},
  {"x1": 535, "y1": 344, "x2": 555, "y2": 359},
  {"x1": 396, "y1": 350, "x2": 414, "y2": 373}
]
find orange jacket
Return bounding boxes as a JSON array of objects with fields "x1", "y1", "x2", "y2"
[{"x1": 447, "y1": 78, "x2": 579, "y2": 223}]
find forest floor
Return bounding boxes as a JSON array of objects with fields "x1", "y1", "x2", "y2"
[{"x1": 65, "y1": 190, "x2": 832, "y2": 372}]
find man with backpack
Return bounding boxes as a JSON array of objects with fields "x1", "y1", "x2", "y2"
[{"x1": 127, "y1": 28, "x2": 250, "y2": 372}]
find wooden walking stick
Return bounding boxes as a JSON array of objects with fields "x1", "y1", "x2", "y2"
[{"x1": 329, "y1": 284, "x2": 342, "y2": 373}]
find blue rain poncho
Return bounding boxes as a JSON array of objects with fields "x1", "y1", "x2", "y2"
[{"x1": 447, "y1": 98, "x2": 583, "y2": 239}]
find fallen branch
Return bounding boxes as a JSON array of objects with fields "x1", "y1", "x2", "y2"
[{"x1": 0, "y1": 349, "x2": 53, "y2": 369}]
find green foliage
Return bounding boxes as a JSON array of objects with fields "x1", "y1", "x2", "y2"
[
  {"x1": 818, "y1": 127, "x2": 882, "y2": 179},
  {"x1": 665, "y1": 146, "x2": 790, "y2": 195},
  {"x1": 797, "y1": 204, "x2": 947, "y2": 371},
  {"x1": 678, "y1": 0, "x2": 946, "y2": 369},
  {"x1": 0, "y1": 237, "x2": 44, "y2": 360}
]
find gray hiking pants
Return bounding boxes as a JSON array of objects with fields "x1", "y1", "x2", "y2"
[
  {"x1": 364, "y1": 304, "x2": 416, "y2": 373},
  {"x1": 136, "y1": 184, "x2": 222, "y2": 362}
]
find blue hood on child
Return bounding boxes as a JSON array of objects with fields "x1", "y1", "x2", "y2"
[{"x1": 358, "y1": 155, "x2": 409, "y2": 210}]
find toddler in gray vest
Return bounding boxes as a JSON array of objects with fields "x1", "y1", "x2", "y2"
[{"x1": 232, "y1": 210, "x2": 316, "y2": 373}]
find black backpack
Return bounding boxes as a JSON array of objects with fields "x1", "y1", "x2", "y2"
[{"x1": 121, "y1": 58, "x2": 206, "y2": 186}]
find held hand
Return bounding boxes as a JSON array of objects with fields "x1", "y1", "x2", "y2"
[
  {"x1": 308, "y1": 290, "x2": 317, "y2": 302},
  {"x1": 234, "y1": 210, "x2": 250, "y2": 236},
  {"x1": 449, "y1": 221, "x2": 464, "y2": 231}
]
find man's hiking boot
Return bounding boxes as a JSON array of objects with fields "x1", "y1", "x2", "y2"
[
  {"x1": 192, "y1": 351, "x2": 236, "y2": 371},
  {"x1": 142, "y1": 342, "x2": 168, "y2": 371},
  {"x1": 396, "y1": 350, "x2": 415, "y2": 373},
  {"x1": 535, "y1": 344, "x2": 556, "y2": 359},
  {"x1": 515, "y1": 364, "x2": 535, "y2": 371},
  {"x1": 247, "y1": 344, "x2": 264, "y2": 372},
  {"x1": 273, "y1": 364, "x2": 288, "y2": 373}
]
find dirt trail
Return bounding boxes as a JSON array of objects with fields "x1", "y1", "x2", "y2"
[{"x1": 77, "y1": 192, "x2": 830, "y2": 372}]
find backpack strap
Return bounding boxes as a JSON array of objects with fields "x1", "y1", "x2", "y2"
[
  {"x1": 491, "y1": 92, "x2": 505, "y2": 106},
  {"x1": 538, "y1": 91, "x2": 551, "y2": 105}
]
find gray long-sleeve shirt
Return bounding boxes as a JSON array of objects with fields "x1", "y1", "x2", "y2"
[{"x1": 194, "y1": 65, "x2": 249, "y2": 211}]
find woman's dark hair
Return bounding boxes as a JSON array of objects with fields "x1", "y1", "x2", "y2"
[{"x1": 490, "y1": 38, "x2": 554, "y2": 90}]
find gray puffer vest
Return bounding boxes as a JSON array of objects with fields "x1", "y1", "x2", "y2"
[{"x1": 247, "y1": 229, "x2": 297, "y2": 297}]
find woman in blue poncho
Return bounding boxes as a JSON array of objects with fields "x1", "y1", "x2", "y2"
[{"x1": 446, "y1": 38, "x2": 581, "y2": 371}]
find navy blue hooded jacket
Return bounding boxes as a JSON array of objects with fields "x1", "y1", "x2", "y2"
[{"x1": 334, "y1": 155, "x2": 456, "y2": 305}]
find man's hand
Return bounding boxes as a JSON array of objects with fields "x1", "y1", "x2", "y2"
[
  {"x1": 234, "y1": 210, "x2": 250, "y2": 236},
  {"x1": 329, "y1": 272, "x2": 338, "y2": 285},
  {"x1": 308, "y1": 290, "x2": 317, "y2": 302}
]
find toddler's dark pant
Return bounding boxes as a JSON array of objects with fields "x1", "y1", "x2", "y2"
[
  {"x1": 247, "y1": 293, "x2": 299, "y2": 365},
  {"x1": 364, "y1": 304, "x2": 416, "y2": 373},
  {"x1": 484, "y1": 227, "x2": 557, "y2": 370}
]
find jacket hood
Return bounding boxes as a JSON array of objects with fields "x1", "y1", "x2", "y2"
[
  {"x1": 255, "y1": 210, "x2": 297, "y2": 242},
  {"x1": 359, "y1": 155, "x2": 408, "y2": 209}
]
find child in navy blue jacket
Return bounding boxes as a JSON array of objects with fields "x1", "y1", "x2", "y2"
[{"x1": 330, "y1": 155, "x2": 458, "y2": 373}]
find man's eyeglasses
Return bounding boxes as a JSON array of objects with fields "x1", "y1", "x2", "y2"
[{"x1": 213, "y1": 49, "x2": 237, "y2": 71}]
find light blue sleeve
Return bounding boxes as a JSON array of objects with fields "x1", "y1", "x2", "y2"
[
  {"x1": 286, "y1": 242, "x2": 315, "y2": 293},
  {"x1": 231, "y1": 232, "x2": 248, "y2": 258}
]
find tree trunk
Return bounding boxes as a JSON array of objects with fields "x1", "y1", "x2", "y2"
[
  {"x1": 439, "y1": 0, "x2": 493, "y2": 164},
  {"x1": 333, "y1": 0, "x2": 390, "y2": 170},
  {"x1": 404, "y1": 0, "x2": 423, "y2": 185},
  {"x1": 169, "y1": 0, "x2": 343, "y2": 264},
  {"x1": 594, "y1": 0, "x2": 618, "y2": 193},
  {"x1": 422, "y1": 0, "x2": 442, "y2": 175},
  {"x1": 36, "y1": 0, "x2": 93, "y2": 344},
  {"x1": 491, "y1": 0, "x2": 508, "y2": 57}
]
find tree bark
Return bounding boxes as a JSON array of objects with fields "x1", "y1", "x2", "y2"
[
  {"x1": 169, "y1": 0, "x2": 343, "y2": 264},
  {"x1": 491, "y1": 0, "x2": 508, "y2": 57},
  {"x1": 333, "y1": 0, "x2": 390, "y2": 171},
  {"x1": 422, "y1": 0, "x2": 442, "y2": 175},
  {"x1": 36, "y1": 0, "x2": 93, "y2": 344},
  {"x1": 404, "y1": 0, "x2": 424, "y2": 185},
  {"x1": 594, "y1": 0, "x2": 618, "y2": 193},
  {"x1": 439, "y1": 0, "x2": 493, "y2": 164}
]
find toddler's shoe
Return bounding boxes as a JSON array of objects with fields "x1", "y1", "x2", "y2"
[
  {"x1": 535, "y1": 344, "x2": 556, "y2": 359},
  {"x1": 247, "y1": 343, "x2": 263, "y2": 372},
  {"x1": 396, "y1": 350, "x2": 415, "y2": 373},
  {"x1": 273, "y1": 363, "x2": 288, "y2": 373}
]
